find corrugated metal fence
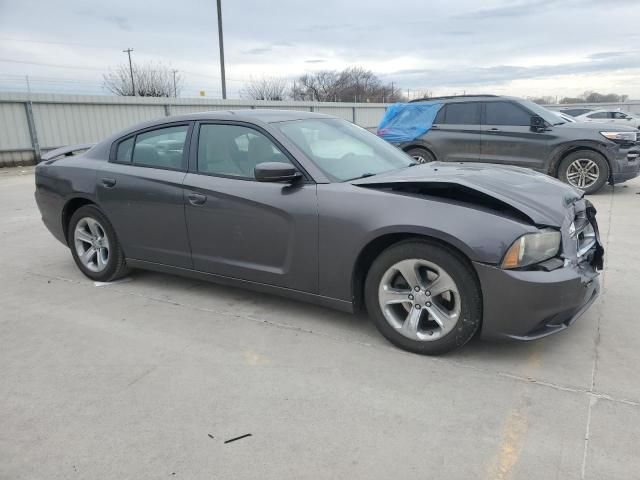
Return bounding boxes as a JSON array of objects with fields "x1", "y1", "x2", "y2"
[
  {"x1": 2, "y1": 92, "x2": 640, "y2": 167},
  {"x1": 0, "y1": 93, "x2": 387, "y2": 166}
]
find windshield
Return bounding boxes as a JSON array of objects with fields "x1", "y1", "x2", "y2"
[
  {"x1": 518, "y1": 99, "x2": 564, "y2": 124},
  {"x1": 276, "y1": 118, "x2": 414, "y2": 181}
]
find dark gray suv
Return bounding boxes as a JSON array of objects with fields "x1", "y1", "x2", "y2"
[{"x1": 383, "y1": 95, "x2": 640, "y2": 194}]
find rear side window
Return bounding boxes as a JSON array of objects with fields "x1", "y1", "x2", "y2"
[
  {"x1": 587, "y1": 112, "x2": 608, "y2": 119},
  {"x1": 440, "y1": 103, "x2": 480, "y2": 125},
  {"x1": 484, "y1": 102, "x2": 530, "y2": 126},
  {"x1": 131, "y1": 125, "x2": 189, "y2": 169},
  {"x1": 116, "y1": 137, "x2": 134, "y2": 162}
]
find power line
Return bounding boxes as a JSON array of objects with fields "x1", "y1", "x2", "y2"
[
  {"x1": 0, "y1": 58, "x2": 105, "y2": 71},
  {"x1": 0, "y1": 36, "x2": 121, "y2": 50}
]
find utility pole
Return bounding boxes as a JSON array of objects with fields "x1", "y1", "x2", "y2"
[
  {"x1": 171, "y1": 69, "x2": 178, "y2": 97},
  {"x1": 122, "y1": 48, "x2": 135, "y2": 96},
  {"x1": 216, "y1": 0, "x2": 227, "y2": 99}
]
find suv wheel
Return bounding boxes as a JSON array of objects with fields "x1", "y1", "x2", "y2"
[
  {"x1": 558, "y1": 150, "x2": 609, "y2": 194},
  {"x1": 365, "y1": 240, "x2": 482, "y2": 355},
  {"x1": 405, "y1": 147, "x2": 435, "y2": 164}
]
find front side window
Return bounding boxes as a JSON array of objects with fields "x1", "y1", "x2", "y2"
[
  {"x1": 130, "y1": 125, "x2": 189, "y2": 169},
  {"x1": 441, "y1": 103, "x2": 480, "y2": 125},
  {"x1": 613, "y1": 112, "x2": 628, "y2": 119},
  {"x1": 484, "y1": 102, "x2": 531, "y2": 126},
  {"x1": 197, "y1": 124, "x2": 291, "y2": 179},
  {"x1": 276, "y1": 118, "x2": 413, "y2": 182}
]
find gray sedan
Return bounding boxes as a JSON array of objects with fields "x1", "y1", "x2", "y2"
[{"x1": 35, "y1": 110, "x2": 603, "y2": 354}]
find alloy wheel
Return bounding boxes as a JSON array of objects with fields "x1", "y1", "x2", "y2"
[
  {"x1": 566, "y1": 158, "x2": 600, "y2": 189},
  {"x1": 73, "y1": 217, "x2": 110, "y2": 273},
  {"x1": 377, "y1": 258, "x2": 461, "y2": 341}
]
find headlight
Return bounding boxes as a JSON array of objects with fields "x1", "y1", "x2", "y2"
[
  {"x1": 501, "y1": 229, "x2": 561, "y2": 269},
  {"x1": 600, "y1": 131, "x2": 637, "y2": 142}
]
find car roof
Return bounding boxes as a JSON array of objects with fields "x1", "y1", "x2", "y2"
[
  {"x1": 102, "y1": 109, "x2": 335, "y2": 145},
  {"x1": 162, "y1": 109, "x2": 331, "y2": 124},
  {"x1": 577, "y1": 109, "x2": 621, "y2": 115},
  {"x1": 409, "y1": 94, "x2": 523, "y2": 104}
]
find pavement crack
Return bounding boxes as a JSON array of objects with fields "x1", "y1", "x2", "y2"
[
  {"x1": 23, "y1": 267, "x2": 640, "y2": 410},
  {"x1": 580, "y1": 185, "x2": 614, "y2": 479}
]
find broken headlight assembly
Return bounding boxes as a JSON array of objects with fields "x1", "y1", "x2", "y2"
[{"x1": 501, "y1": 229, "x2": 561, "y2": 269}]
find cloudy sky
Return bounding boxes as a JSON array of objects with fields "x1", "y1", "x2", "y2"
[{"x1": 1, "y1": 0, "x2": 640, "y2": 99}]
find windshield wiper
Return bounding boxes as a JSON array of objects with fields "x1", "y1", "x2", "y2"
[{"x1": 407, "y1": 161, "x2": 419, "y2": 167}]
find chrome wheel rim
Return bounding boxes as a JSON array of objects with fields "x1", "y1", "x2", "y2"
[
  {"x1": 566, "y1": 159, "x2": 600, "y2": 189},
  {"x1": 74, "y1": 217, "x2": 109, "y2": 273},
  {"x1": 412, "y1": 154, "x2": 427, "y2": 164},
  {"x1": 378, "y1": 258, "x2": 461, "y2": 342}
]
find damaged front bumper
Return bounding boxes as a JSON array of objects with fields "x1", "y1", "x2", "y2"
[
  {"x1": 610, "y1": 144, "x2": 640, "y2": 184},
  {"x1": 475, "y1": 198, "x2": 603, "y2": 341},
  {"x1": 474, "y1": 261, "x2": 599, "y2": 340}
]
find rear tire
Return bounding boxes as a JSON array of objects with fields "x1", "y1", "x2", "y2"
[
  {"x1": 405, "y1": 147, "x2": 435, "y2": 164},
  {"x1": 68, "y1": 205, "x2": 129, "y2": 282},
  {"x1": 365, "y1": 240, "x2": 482, "y2": 355},
  {"x1": 557, "y1": 150, "x2": 609, "y2": 194}
]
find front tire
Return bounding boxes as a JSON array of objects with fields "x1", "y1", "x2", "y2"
[
  {"x1": 405, "y1": 147, "x2": 435, "y2": 164},
  {"x1": 365, "y1": 240, "x2": 482, "y2": 355},
  {"x1": 68, "y1": 205, "x2": 129, "y2": 282},
  {"x1": 557, "y1": 150, "x2": 609, "y2": 194}
]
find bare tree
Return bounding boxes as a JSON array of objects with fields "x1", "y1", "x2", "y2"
[
  {"x1": 560, "y1": 91, "x2": 629, "y2": 104},
  {"x1": 294, "y1": 71, "x2": 343, "y2": 101},
  {"x1": 528, "y1": 96, "x2": 556, "y2": 105},
  {"x1": 293, "y1": 67, "x2": 404, "y2": 103},
  {"x1": 103, "y1": 62, "x2": 182, "y2": 97},
  {"x1": 240, "y1": 76, "x2": 289, "y2": 100}
]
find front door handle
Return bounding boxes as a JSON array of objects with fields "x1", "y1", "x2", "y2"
[
  {"x1": 188, "y1": 193, "x2": 207, "y2": 206},
  {"x1": 489, "y1": 127, "x2": 500, "y2": 132},
  {"x1": 101, "y1": 177, "x2": 116, "y2": 188}
]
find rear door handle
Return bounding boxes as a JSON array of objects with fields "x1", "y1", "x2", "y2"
[
  {"x1": 188, "y1": 193, "x2": 207, "y2": 206},
  {"x1": 489, "y1": 127, "x2": 500, "y2": 131},
  {"x1": 101, "y1": 177, "x2": 116, "y2": 188}
]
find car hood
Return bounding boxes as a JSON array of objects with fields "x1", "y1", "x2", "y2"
[
  {"x1": 558, "y1": 121, "x2": 638, "y2": 132},
  {"x1": 351, "y1": 162, "x2": 582, "y2": 227}
]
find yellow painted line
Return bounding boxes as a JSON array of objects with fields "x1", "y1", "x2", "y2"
[
  {"x1": 486, "y1": 345, "x2": 540, "y2": 479},
  {"x1": 486, "y1": 405, "x2": 529, "y2": 480},
  {"x1": 244, "y1": 350, "x2": 269, "y2": 366}
]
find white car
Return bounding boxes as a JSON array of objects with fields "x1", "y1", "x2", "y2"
[{"x1": 575, "y1": 109, "x2": 640, "y2": 129}]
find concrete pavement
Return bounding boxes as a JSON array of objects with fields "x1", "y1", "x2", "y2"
[{"x1": 1, "y1": 167, "x2": 639, "y2": 479}]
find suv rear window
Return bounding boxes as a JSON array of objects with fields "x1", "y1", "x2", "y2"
[
  {"x1": 438, "y1": 103, "x2": 480, "y2": 125},
  {"x1": 484, "y1": 102, "x2": 530, "y2": 126}
]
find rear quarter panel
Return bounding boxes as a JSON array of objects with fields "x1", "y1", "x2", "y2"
[{"x1": 35, "y1": 156, "x2": 101, "y2": 244}]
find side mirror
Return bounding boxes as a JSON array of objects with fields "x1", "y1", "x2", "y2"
[
  {"x1": 530, "y1": 115, "x2": 546, "y2": 131},
  {"x1": 255, "y1": 162, "x2": 302, "y2": 183}
]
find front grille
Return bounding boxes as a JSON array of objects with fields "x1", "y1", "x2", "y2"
[
  {"x1": 572, "y1": 210, "x2": 596, "y2": 260},
  {"x1": 571, "y1": 202, "x2": 603, "y2": 269}
]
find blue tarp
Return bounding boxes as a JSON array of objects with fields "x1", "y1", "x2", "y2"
[{"x1": 377, "y1": 102, "x2": 443, "y2": 143}]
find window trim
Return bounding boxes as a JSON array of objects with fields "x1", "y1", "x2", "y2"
[
  {"x1": 189, "y1": 120, "x2": 314, "y2": 183},
  {"x1": 437, "y1": 101, "x2": 482, "y2": 125},
  {"x1": 109, "y1": 121, "x2": 194, "y2": 172},
  {"x1": 481, "y1": 101, "x2": 532, "y2": 127}
]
